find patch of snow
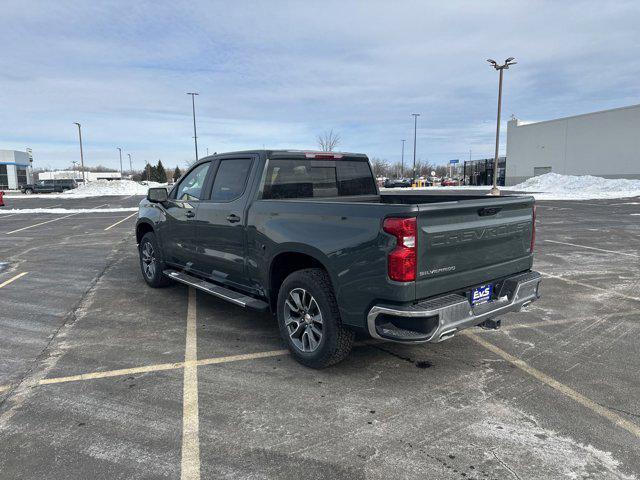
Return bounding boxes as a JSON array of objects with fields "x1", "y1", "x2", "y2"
[
  {"x1": 469, "y1": 402, "x2": 636, "y2": 479},
  {"x1": 0, "y1": 208, "x2": 137, "y2": 215},
  {"x1": 382, "y1": 185, "x2": 492, "y2": 191},
  {"x1": 383, "y1": 173, "x2": 640, "y2": 200},
  {"x1": 512, "y1": 173, "x2": 640, "y2": 200},
  {"x1": 3, "y1": 180, "x2": 166, "y2": 199}
]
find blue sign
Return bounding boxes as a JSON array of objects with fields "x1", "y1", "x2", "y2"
[{"x1": 449, "y1": 159, "x2": 459, "y2": 164}]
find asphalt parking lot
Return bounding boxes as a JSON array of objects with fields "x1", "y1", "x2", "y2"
[{"x1": 0, "y1": 194, "x2": 639, "y2": 479}]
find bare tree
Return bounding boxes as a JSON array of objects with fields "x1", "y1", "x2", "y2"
[
  {"x1": 370, "y1": 157, "x2": 390, "y2": 178},
  {"x1": 317, "y1": 129, "x2": 341, "y2": 152}
]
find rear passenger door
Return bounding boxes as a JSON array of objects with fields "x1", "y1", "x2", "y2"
[
  {"x1": 39, "y1": 180, "x2": 55, "y2": 193},
  {"x1": 194, "y1": 156, "x2": 256, "y2": 289}
]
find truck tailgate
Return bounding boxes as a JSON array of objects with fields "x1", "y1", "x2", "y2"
[{"x1": 415, "y1": 196, "x2": 535, "y2": 300}]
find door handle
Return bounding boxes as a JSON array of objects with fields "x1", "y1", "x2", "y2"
[
  {"x1": 185, "y1": 210, "x2": 195, "y2": 218},
  {"x1": 226, "y1": 214, "x2": 241, "y2": 223}
]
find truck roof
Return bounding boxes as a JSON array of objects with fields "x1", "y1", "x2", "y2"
[{"x1": 199, "y1": 150, "x2": 369, "y2": 162}]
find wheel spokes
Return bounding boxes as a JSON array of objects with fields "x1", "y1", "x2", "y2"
[
  {"x1": 290, "y1": 290, "x2": 304, "y2": 311},
  {"x1": 284, "y1": 287, "x2": 324, "y2": 353}
]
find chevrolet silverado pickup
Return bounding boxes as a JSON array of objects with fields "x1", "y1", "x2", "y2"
[{"x1": 136, "y1": 150, "x2": 541, "y2": 368}]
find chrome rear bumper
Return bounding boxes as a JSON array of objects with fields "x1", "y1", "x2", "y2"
[{"x1": 367, "y1": 271, "x2": 541, "y2": 343}]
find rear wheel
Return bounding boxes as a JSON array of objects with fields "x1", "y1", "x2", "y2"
[
  {"x1": 139, "y1": 232, "x2": 171, "y2": 287},
  {"x1": 277, "y1": 268, "x2": 354, "y2": 368}
]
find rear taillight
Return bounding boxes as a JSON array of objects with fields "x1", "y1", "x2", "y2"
[
  {"x1": 383, "y1": 217, "x2": 417, "y2": 282},
  {"x1": 530, "y1": 204, "x2": 536, "y2": 253}
]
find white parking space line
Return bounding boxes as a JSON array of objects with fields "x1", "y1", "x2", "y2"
[
  {"x1": 540, "y1": 272, "x2": 640, "y2": 303},
  {"x1": 465, "y1": 332, "x2": 640, "y2": 439},
  {"x1": 104, "y1": 212, "x2": 137, "y2": 231},
  {"x1": 181, "y1": 288, "x2": 201, "y2": 480},
  {"x1": 0, "y1": 272, "x2": 29, "y2": 289},
  {"x1": 545, "y1": 239, "x2": 639, "y2": 258},
  {"x1": 4, "y1": 203, "x2": 108, "y2": 234}
]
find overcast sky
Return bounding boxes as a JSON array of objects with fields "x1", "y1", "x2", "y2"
[{"x1": 1, "y1": 1, "x2": 639, "y2": 171}]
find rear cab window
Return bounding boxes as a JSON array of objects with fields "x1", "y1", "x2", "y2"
[
  {"x1": 210, "y1": 159, "x2": 253, "y2": 202},
  {"x1": 261, "y1": 158, "x2": 376, "y2": 199}
]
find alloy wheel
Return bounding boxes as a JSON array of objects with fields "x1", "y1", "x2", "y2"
[
  {"x1": 284, "y1": 288, "x2": 323, "y2": 352},
  {"x1": 141, "y1": 241, "x2": 156, "y2": 279}
]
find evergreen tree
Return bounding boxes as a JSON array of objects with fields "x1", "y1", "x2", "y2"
[
  {"x1": 173, "y1": 166, "x2": 182, "y2": 182},
  {"x1": 155, "y1": 160, "x2": 167, "y2": 183}
]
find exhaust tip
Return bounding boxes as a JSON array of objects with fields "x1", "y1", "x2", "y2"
[{"x1": 439, "y1": 328, "x2": 457, "y2": 341}]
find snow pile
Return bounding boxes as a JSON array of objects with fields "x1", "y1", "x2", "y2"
[
  {"x1": 512, "y1": 173, "x2": 640, "y2": 200},
  {"x1": 62, "y1": 180, "x2": 165, "y2": 197},
  {"x1": 0, "y1": 207, "x2": 137, "y2": 215},
  {"x1": 3, "y1": 180, "x2": 166, "y2": 199}
]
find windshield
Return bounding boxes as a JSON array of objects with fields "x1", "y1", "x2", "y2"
[{"x1": 262, "y1": 159, "x2": 376, "y2": 199}]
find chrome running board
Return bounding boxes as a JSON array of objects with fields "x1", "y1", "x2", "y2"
[{"x1": 163, "y1": 269, "x2": 269, "y2": 311}]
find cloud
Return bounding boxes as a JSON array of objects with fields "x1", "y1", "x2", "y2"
[{"x1": 1, "y1": 0, "x2": 639, "y2": 169}]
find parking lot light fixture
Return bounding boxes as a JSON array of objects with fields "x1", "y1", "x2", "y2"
[
  {"x1": 401, "y1": 139, "x2": 406, "y2": 178},
  {"x1": 117, "y1": 147, "x2": 123, "y2": 177},
  {"x1": 73, "y1": 122, "x2": 85, "y2": 183},
  {"x1": 411, "y1": 114, "x2": 420, "y2": 185},
  {"x1": 487, "y1": 57, "x2": 517, "y2": 196},
  {"x1": 187, "y1": 92, "x2": 199, "y2": 162}
]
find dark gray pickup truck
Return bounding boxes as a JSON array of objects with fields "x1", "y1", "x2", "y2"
[{"x1": 136, "y1": 150, "x2": 541, "y2": 368}]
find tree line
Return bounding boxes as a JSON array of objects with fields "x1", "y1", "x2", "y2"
[
  {"x1": 133, "y1": 161, "x2": 183, "y2": 183},
  {"x1": 370, "y1": 158, "x2": 452, "y2": 179}
]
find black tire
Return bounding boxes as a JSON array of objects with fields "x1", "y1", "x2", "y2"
[
  {"x1": 24, "y1": 188, "x2": 33, "y2": 195},
  {"x1": 277, "y1": 268, "x2": 354, "y2": 368},
  {"x1": 138, "y1": 232, "x2": 171, "y2": 288}
]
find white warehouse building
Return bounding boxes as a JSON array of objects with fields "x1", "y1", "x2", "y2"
[{"x1": 505, "y1": 104, "x2": 640, "y2": 185}]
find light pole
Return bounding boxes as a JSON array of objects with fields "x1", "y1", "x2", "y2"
[
  {"x1": 400, "y1": 139, "x2": 406, "y2": 178},
  {"x1": 73, "y1": 122, "x2": 86, "y2": 183},
  {"x1": 187, "y1": 92, "x2": 199, "y2": 162},
  {"x1": 117, "y1": 147, "x2": 123, "y2": 177},
  {"x1": 487, "y1": 57, "x2": 517, "y2": 195},
  {"x1": 411, "y1": 114, "x2": 420, "y2": 185},
  {"x1": 127, "y1": 153, "x2": 132, "y2": 173}
]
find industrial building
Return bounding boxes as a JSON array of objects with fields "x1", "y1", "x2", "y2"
[
  {"x1": 505, "y1": 103, "x2": 640, "y2": 185},
  {"x1": 38, "y1": 171, "x2": 122, "y2": 181},
  {"x1": 0, "y1": 150, "x2": 33, "y2": 190}
]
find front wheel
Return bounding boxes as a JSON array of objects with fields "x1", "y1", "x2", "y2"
[
  {"x1": 138, "y1": 232, "x2": 171, "y2": 287},
  {"x1": 24, "y1": 188, "x2": 33, "y2": 195},
  {"x1": 277, "y1": 268, "x2": 354, "y2": 368}
]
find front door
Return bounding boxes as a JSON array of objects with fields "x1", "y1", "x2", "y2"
[
  {"x1": 161, "y1": 161, "x2": 212, "y2": 268},
  {"x1": 194, "y1": 157, "x2": 255, "y2": 289}
]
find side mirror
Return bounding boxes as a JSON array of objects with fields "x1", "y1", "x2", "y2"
[{"x1": 147, "y1": 187, "x2": 168, "y2": 203}]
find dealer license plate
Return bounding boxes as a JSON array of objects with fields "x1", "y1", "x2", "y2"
[{"x1": 471, "y1": 284, "x2": 493, "y2": 306}]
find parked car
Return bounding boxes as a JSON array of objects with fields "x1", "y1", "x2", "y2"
[
  {"x1": 136, "y1": 150, "x2": 540, "y2": 368},
  {"x1": 20, "y1": 179, "x2": 77, "y2": 194},
  {"x1": 383, "y1": 178, "x2": 412, "y2": 188},
  {"x1": 441, "y1": 178, "x2": 459, "y2": 187}
]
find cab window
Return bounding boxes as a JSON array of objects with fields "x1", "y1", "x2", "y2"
[
  {"x1": 174, "y1": 162, "x2": 210, "y2": 201},
  {"x1": 210, "y1": 159, "x2": 252, "y2": 202}
]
